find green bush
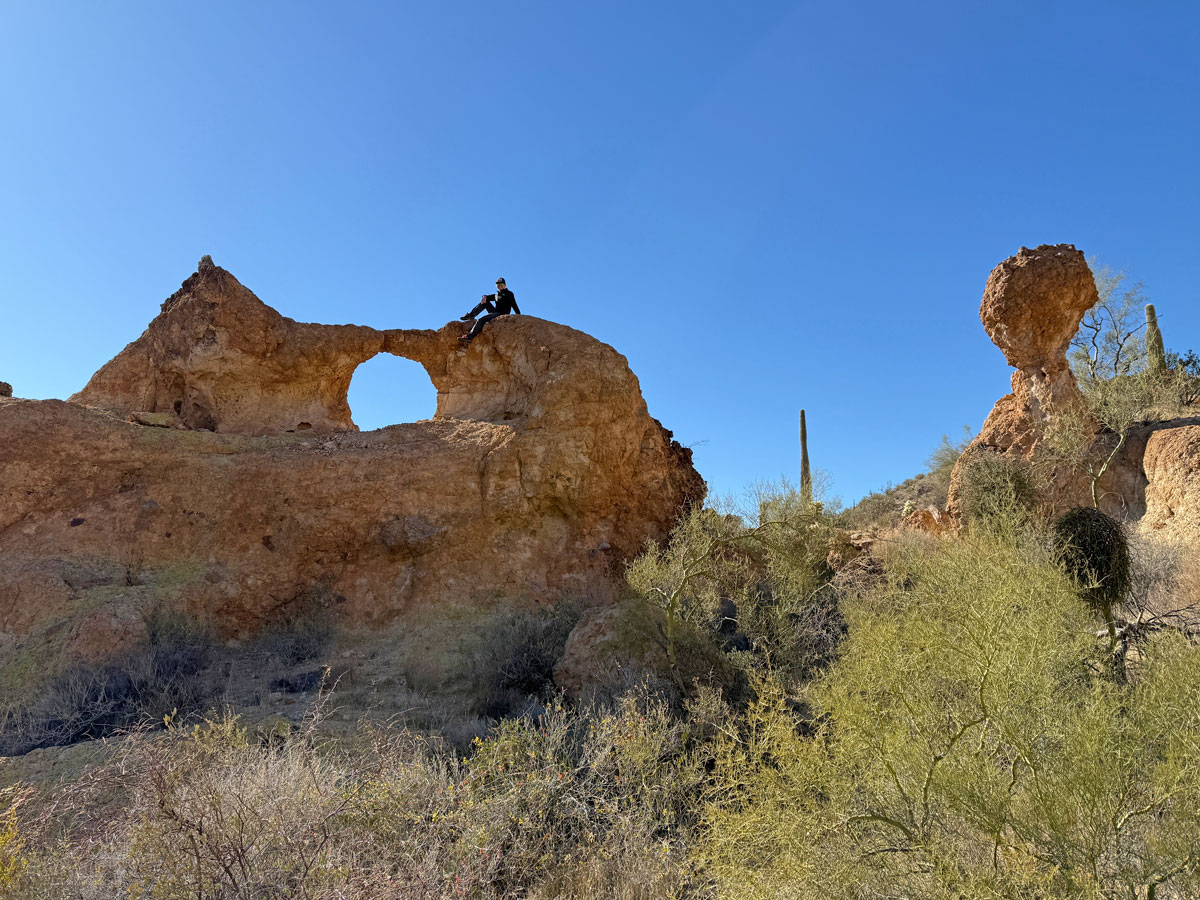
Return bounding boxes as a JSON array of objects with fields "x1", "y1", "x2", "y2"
[
  {"x1": 956, "y1": 451, "x2": 1040, "y2": 531},
  {"x1": 700, "y1": 532, "x2": 1200, "y2": 900}
]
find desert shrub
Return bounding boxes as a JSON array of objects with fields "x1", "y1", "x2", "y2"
[
  {"x1": 1052, "y1": 506, "x2": 1131, "y2": 617},
  {"x1": 0, "y1": 611, "x2": 213, "y2": 756},
  {"x1": 627, "y1": 496, "x2": 842, "y2": 689},
  {"x1": 254, "y1": 585, "x2": 336, "y2": 665},
  {"x1": 956, "y1": 451, "x2": 1040, "y2": 532},
  {"x1": 699, "y1": 532, "x2": 1200, "y2": 900},
  {"x1": 473, "y1": 604, "x2": 580, "y2": 719},
  {"x1": 0, "y1": 789, "x2": 25, "y2": 891},
  {"x1": 9, "y1": 690, "x2": 713, "y2": 900}
]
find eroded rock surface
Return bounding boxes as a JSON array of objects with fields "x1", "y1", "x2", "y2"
[
  {"x1": 1, "y1": 261, "x2": 704, "y2": 674},
  {"x1": 971, "y1": 244, "x2": 1098, "y2": 455},
  {"x1": 949, "y1": 245, "x2": 1126, "y2": 516},
  {"x1": 948, "y1": 244, "x2": 1195, "y2": 523},
  {"x1": 1141, "y1": 424, "x2": 1200, "y2": 541}
]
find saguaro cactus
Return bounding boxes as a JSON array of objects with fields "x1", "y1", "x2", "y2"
[
  {"x1": 1145, "y1": 304, "x2": 1167, "y2": 374},
  {"x1": 800, "y1": 409, "x2": 812, "y2": 504}
]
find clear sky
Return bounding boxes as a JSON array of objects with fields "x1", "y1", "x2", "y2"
[{"x1": 2, "y1": 1, "x2": 1198, "y2": 504}]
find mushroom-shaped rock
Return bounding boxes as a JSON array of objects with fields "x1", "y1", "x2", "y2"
[
  {"x1": 980, "y1": 244, "x2": 1098, "y2": 376},
  {"x1": 949, "y1": 244, "x2": 1103, "y2": 517}
]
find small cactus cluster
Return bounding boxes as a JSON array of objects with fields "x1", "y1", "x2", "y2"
[{"x1": 1145, "y1": 304, "x2": 1167, "y2": 375}]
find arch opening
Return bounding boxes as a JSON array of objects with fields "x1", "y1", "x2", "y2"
[{"x1": 347, "y1": 353, "x2": 438, "y2": 430}]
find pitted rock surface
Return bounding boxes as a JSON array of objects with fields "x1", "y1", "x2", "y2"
[
  {"x1": 1141, "y1": 424, "x2": 1200, "y2": 541},
  {"x1": 1, "y1": 262, "x2": 704, "y2": 668},
  {"x1": 979, "y1": 244, "x2": 1099, "y2": 375},
  {"x1": 949, "y1": 244, "x2": 1113, "y2": 516}
]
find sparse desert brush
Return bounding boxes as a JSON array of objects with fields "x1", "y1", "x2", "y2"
[
  {"x1": 5, "y1": 688, "x2": 711, "y2": 900},
  {"x1": 956, "y1": 450, "x2": 1041, "y2": 532},
  {"x1": 699, "y1": 531, "x2": 1200, "y2": 900}
]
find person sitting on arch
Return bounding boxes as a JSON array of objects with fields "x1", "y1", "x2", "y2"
[{"x1": 459, "y1": 277, "x2": 520, "y2": 344}]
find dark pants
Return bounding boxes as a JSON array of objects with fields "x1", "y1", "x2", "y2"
[{"x1": 467, "y1": 312, "x2": 503, "y2": 339}]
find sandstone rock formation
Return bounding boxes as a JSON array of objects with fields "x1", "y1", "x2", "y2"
[
  {"x1": 948, "y1": 244, "x2": 1196, "y2": 526},
  {"x1": 1, "y1": 261, "x2": 704, "y2": 677},
  {"x1": 1141, "y1": 424, "x2": 1200, "y2": 541},
  {"x1": 966, "y1": 244, "x2": 1097, "y2": 453},
  {"x1": 948, "y1": 245, "x2": 1120, "y2": 516}
]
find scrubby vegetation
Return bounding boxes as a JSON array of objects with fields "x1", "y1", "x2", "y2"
[
  {"x1": 4, "y1": 274, "x2": 1200, "y2": 898},
  {"x1": 3, "y1": 475, "x2": 1198, "y2": 900}
]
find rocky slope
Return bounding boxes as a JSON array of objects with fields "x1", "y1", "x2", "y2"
[{"x1": 0, "y1": 261, "x2": 704, "y2": 677}]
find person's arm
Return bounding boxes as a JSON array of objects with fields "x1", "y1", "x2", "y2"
[{"x1": 510, "y1": 292, "x2": 520, "y2": 315}]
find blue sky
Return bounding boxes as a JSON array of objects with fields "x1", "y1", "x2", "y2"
[{"x1": 2, "y1": 1, "x2": 1198, "y2": 504}]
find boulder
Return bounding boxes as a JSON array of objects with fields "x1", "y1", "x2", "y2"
[{"x1": 1141, "y1": 424, "x2": 1200, "y2": 542}]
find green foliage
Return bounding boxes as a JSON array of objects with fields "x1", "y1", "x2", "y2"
[
  {"x1": 1145, "y1": 303, "x2": 1167, "y2": 375},
  {"x1": 1053, "y1": 507, "x2": 1132, "y2": 613},
  {"x1": 925, "y1": 425, "x2": 974, "y2": 481},
  {"x1": 626, "y1": 494, "x2": 841, "y2": 689},
  {"x1": 956, "y1": 451, "x2": 1040, "y2": 532},
  {"x1": 1166, "y1": 349, "x2": 1200, "y2": 407},
  {"x1": 700, "y1": 533, "x2": 1200, "y2": 900},
  {"x1": 0, "y1": 789, "x2": 25, "y2": 891},
  {"x1": 1070, "y1": 264, "x2": 1149, "y2": 383}
]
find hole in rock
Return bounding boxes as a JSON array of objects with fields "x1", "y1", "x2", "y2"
[{"x1": 347, "y1": 353, "x2": 437, "y2": 430}]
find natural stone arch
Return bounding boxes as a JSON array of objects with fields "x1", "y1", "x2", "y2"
[{"x1": 346, "y1": 351, "x2": 438, "y2": 430}]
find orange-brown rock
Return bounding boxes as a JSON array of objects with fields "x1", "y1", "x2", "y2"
[
  {"x1": 899, "y1": 506, "x2": 953, "y2": 535},
  {"x1": 972, "y1": 244, "x2": 1098, "y2": 454},
  {"x1": 949, "y1": 245, "x2": 1109, "y2": 516},
  {"x1": 1141, "y1": 424, "x2": 1200, "y2": 541},
  {"x1": 1, "y1": 261, "x2": 704, "y2": 671}
]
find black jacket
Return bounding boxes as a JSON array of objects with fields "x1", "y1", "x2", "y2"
[{"x1": 484, "y1": 288, "x2": 520, "y2": 315}]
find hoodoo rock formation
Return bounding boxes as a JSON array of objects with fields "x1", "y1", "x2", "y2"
[
  {"x1": 949, "y1": 243, "x2": 1198, "y2": 529},
  {"x1": 973, "y1": 243, "x2": 1098, "y2": 454},
  {"x1": 0, "y1": 261, "x2": 704, "y2": 670},
  {"x1": 947, "y1": 244, "x2": 1132, "y2": 516}
]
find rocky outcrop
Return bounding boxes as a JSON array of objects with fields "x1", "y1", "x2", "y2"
[
  {"x1": 73, "y1": 258, "x2": 388, "y2": 434},
  {"x1": 1, "y1": 261, "x2": 704, "y2": 673},
  {"x1": 948, "y1": 245, "x2": 1127, "y2": 516},
  {"x1": 966, "y1": 244, "x2": 1098, "y2": 453},
  {"x1": 948, "y1": 244, "x2": 1196, "y2": 524},
  {"x1": 1141, "y1": 423, "x2": 1200, "y2": 542}
]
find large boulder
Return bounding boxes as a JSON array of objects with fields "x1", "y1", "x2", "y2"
[
  {"x1": 0, "y1": 261, "x2": 705, "y2": 673},
  {"x1": 1141, "y1": 424, "x2": 1200, "y2": 542}
]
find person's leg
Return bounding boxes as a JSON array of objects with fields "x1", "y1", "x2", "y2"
[{"x1": 467, "y1": 312, "x2": 501, "y2": 339}]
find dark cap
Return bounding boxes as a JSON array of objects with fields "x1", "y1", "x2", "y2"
[{"x1": 495, "y1": 277, "x2": 506, "y2": 285}]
